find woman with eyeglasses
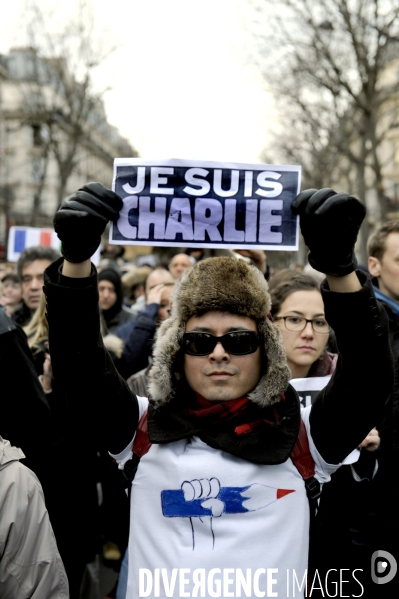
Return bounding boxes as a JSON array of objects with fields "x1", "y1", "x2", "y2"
[
  {"x1": 271, "y1": 271, "x2": 380, "y2": 597},
  {"x1": 271, "y1": 272, "x2": 335, "y2": 379}
]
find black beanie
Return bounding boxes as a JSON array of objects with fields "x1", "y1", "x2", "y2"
[{"x1": 98, "y1": 268, "x2": 123, "y2": 323}]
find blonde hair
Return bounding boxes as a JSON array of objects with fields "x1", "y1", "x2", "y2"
[{"x1": 23, "y1": 293, "x2": 48, "y2": 349}]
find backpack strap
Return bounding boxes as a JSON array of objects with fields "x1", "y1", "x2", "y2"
[
  {"x1": 133, "y1": 410, "x2": 152, "y2": 458},
  {"x1": 121, "y1": 410, "x2": 152, "y2": 488},
  {"x1": 291, "y1": 420, "x2": 322, "y2": 585},
  {"x1": 291, "y1": 419, "x2": 321, "y2": 502}
]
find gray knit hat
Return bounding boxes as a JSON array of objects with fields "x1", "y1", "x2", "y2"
[{"x1": 148, "y1": 256, "x2": 290, "y2": 407}]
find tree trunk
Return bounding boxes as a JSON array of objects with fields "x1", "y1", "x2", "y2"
[{"x1": 357, "y1": 125, "x2": 369, "y2": 265}]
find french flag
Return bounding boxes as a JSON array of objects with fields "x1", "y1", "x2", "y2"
[
  {"x1": 7, "y1": 225, "x2": 101, "y2": 265},
  {"x1": 7, "y1": 226, "x2": 60, "y2": 262}
]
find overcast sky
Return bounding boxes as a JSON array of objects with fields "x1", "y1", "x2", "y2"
[{"x1": 1, "y1": 0, "x2": 274, "y2": 163}]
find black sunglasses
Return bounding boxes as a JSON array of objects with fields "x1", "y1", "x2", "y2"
[{"x1": 183, "y1": 330, "x2": 259, "y2": 356}]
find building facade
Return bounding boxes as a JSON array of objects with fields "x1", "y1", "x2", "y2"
[{"x1": 0, "y1": 47, "x2": 138, "y2": 254}]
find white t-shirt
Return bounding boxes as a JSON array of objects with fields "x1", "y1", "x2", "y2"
[{"x1": 112, "y1": 396, "x2": 346, "y2": 598}]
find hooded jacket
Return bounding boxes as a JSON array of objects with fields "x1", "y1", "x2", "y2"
[
  {"x1": 98, "y1": 268, "x2": 135, "y2": 334},
  {"x1": 0, "y1": 437, "x2": 69, "y2": 599}
]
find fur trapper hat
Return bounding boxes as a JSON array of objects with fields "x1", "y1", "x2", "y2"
[{"x1": 148, "y1": 256, "x2": 291, "y2": 407}]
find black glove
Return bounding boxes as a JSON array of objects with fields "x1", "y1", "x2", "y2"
[
  {"x1": 53, "y1": 182, "x2": 123, "y2": 263},
  {"x1": 291, "y1": 188, "x2": 366, "y2": 276}
]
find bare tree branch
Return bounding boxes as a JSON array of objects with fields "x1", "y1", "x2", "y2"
[{"x1": 251, "y1": 0, "x2": 399, "y2": 261}]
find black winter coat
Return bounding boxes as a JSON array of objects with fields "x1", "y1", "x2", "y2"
[
  {"x1": 369, "y1": 289, "x2": 399, "y2": 596},
  {"x1": 0, "y1": 307, "x2": 51, "y2": 484}
]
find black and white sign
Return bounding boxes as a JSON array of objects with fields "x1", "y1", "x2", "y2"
[
  {"x1": 110, "y1": 158, "x2": 301, "y2": 250},
  {"x1": 291, "y1": 375, "x2": 360, "y2": 466},
  {"x1": 290, "y1": 376, "x2": 332, "y2": 409}
]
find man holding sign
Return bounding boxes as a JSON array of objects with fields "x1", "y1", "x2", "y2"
[{"x1": 44, "y1": 182, "x2": 392, "y2": 597}]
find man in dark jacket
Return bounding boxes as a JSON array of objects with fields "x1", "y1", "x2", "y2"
[
  {"x1": 13, "y1": 246, "x2": 60, "y2": 326},
  {"x1": 368, "y1": 221, "x2": 399, "y2": 592},
  {"x1": 44, "y1": 183, "x2": 393, "y2": 597}
]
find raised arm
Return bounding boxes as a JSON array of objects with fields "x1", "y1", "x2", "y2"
[
  {"x1": 62, "y1": 259, "x2": 91, "y2": 278},
  {"x1": 45, "y1": 183, "x2": 139, "y2": 454},
  {"x1": 325, "y1": 272, "x2": 361, "y2": 293},
  {"x1": 292, "y1": 188, "x2": 394, "y2": 463}
]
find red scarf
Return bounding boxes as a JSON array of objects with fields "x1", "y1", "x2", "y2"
[
  {"x1": 184, "y1": 393, "x2": 282, "y2": 436},
  {"x1": 308, "y1": 351, "x2": 337, "y2": 377}
]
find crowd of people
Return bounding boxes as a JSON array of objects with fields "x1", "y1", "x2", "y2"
[{"x1": 0, "y1": 183, "x2": 398, "y2": 599}]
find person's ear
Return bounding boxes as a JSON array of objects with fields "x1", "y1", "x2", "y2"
[{"x1": 368, "y1": 256, "x2": 381, "y2": 277}]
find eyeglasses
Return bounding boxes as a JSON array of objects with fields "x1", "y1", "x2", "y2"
[
  {"x1": 274, "y1": 316, "x2": 330, "y2": 334},
  {"x1": 183, "y1": 330, "x2": 259, "y2": 356}
]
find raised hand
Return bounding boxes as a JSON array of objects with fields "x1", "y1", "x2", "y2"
[
  {"x1": 292, "y1": 188, "x2": 366, "y2": 276},
  {"x1": 54, "y1": 182, "x2": 123, "y2": 263}
]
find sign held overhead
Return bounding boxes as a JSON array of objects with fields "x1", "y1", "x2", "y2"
[{"x1": 110, "y1": 158, "x2": 301, "y2": 251}]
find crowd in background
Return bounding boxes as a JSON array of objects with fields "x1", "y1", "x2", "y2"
[{"x1": 0, "y1": 229, "x2": 398, "y2": 598}]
